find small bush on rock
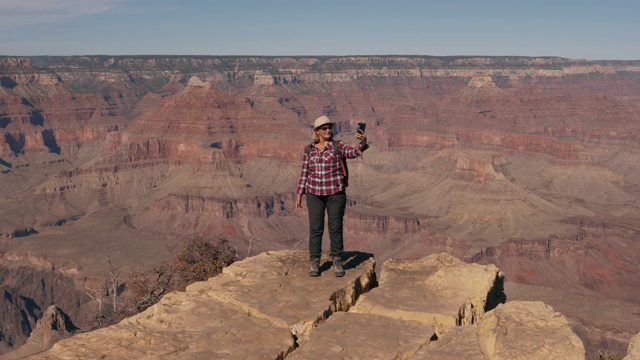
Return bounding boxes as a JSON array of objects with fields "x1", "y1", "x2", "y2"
[
  {"x1": 168, "y1": 236, "x2": 236, "y2": 289},
  {"x1": 127, "y1": 236, "x2": 236, "y2": 313},
  {"x1": 596, "y1": 349, "x2": 623, "y2": 360}
]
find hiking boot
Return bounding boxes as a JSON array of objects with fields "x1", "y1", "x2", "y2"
[
  {"x1": 309, "y1": 258, "x2": 320, "y2": 277},
  {"x1": 333, "y1": 257, "x2": 345, "y2": 277}
]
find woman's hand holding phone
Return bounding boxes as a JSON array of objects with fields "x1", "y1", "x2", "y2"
[{"x1": 356, "y1": 122, "x2": 367, "y2": 148}]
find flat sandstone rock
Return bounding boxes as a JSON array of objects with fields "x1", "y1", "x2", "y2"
[
  {"x1": 28, "y1": 250, "x2": 376, "y2": 359},
  {"x1": 288, "y1": 312, "x2": 434, "y2": 360},
  {"x1": 410, "y1": 324, "x2": 486, "y2": 359},
  {"x1": 187, "y1": 250, "x2": 376, "y2": 339},
  {"x1": 350, "y1": 252, "x2": 505, "y2": 335},
  {"x1": 31, "y1": 293, "x2": 295, "y2": 359},
  {"x1": 412, "y1": 301, "x2": 585, "y2": 359},
  {"x1": 475, "y1": 301, "x2": 585, "y2": 360}
]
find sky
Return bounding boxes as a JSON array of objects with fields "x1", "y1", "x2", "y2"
[{"x1": 0, "y1": 0, "x2": 639, "y2": 60}]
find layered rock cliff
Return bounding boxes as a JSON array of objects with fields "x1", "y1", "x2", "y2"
[{"x1": 1, "y1": 55, "x2": 640, "y2": 357}]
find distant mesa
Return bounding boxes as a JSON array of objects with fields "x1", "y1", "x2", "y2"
[
  {"x1": 457, "y1": 74, "x2": 505, "y2": 97},
  {"x1": 187, "y1": 76, "x2": 208, "y2": 87}
]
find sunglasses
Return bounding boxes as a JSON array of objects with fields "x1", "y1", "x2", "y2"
[{"x1": 318, "y1": 126, "x2": 332, "y2": 131}]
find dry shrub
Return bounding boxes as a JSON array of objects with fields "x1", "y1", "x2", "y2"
[
  {"x1": 126, "y1": 236, "x2": 236, "y2": 313},
  {"x1": 126, "y1": 263, "x2": 175, "y2": 313},
  {"x1": 596, "y1": 350, "x2": 623, "y2": 360},
  {"x1": 168, "y1": 236, "x2": 236, "y2": 289}
]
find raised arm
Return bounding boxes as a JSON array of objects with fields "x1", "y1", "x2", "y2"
[{"x1": 337, "y1": 130, "x2": 368, "y2": 159}]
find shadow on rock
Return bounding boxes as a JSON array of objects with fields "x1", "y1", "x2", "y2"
[
  {"x1": 317, "y1": 251, "x2": 375, "y2": 278},
  {"x1": 342, "y1": 251, "x2": 375, "y2": 270}
]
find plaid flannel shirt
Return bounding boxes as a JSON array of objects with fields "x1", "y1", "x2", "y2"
[{"x1": 296, "y1": 140, "x2": 363, "y2": 196}]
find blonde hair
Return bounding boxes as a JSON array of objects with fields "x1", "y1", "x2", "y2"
[
  {"x1": 311, "y1": 128, "x2": 334, "y2": 143},
  {"x1": 311, "y1": 130, "x2": 320, "y2": 143}
]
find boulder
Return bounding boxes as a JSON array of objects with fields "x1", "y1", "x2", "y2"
[
  {"x1": 412, "y1": 301, "x2": 586, "y2": 359},
  {"x1": 350, "y1": 253, "x2": 505, "y2": 335}
]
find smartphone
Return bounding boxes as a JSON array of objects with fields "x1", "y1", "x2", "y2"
[{"x1": 356, "y1": 122, "x2": 366, "y2": 134}]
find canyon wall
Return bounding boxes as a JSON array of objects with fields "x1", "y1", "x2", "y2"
[{"x1": 1, "y1": 55, "x2": 640, "y2": 357}]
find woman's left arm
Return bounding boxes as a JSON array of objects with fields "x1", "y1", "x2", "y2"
[{"x1": 338, "y1": 131, "x2": 368, "y2": 159}]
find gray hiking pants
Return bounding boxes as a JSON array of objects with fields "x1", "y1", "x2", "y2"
[{"x1": 306, "y1": 191, "x2": 346, "y2": 261}]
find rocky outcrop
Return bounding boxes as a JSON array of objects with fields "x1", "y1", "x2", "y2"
[
  {"x1": 0, "y1": 58, "x2": 35, "y2": 71},
  {"x1": 21, "y1": 251, "x2": 585, "y2": 359},
  {"x1": 25, "y1": 250, "x2": 376, "y2": 359},
  {"x1": 1, "y1": 306, "x2": 76, "y2": 360},
  {"x1": 416, "y1": 301, "x2": 585, "y2": 359},
  {"x1": 626, "y1": 333, "x2": 640, "y2": 360},
  {"x1": 0, "y1": 262, "x2": 89, "y2": 355},
  {"x1": 350, "y1": 253, "x2": 505, "y2": 336}
]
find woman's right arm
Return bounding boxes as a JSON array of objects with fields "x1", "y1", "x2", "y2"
[{"x1": 295, "y1": 150, "x2": 310, "y2": 210}]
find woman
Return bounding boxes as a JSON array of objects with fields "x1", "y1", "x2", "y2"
[{"x1": 295, "y1": 115, "x2": 368, "y2": 277}]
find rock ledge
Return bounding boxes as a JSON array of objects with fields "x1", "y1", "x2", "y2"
[{"x1": 23, "y1": 251, "x2": 590, "y2": 359}]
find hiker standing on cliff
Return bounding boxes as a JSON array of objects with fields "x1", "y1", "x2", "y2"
[{"x1": 295, "y1": 116, "x2": 368, "y2": 277}]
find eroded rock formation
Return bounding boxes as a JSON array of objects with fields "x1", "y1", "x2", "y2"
[
  {"x1": 1, "y1": 305, "x2": 76, "y2": 360},
  {"x1": 20, "y1": 251, "x2": 589, "y2": 359},
  {"x1": 1, "y1": 55, "x2": 640, "y2": 357}
]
